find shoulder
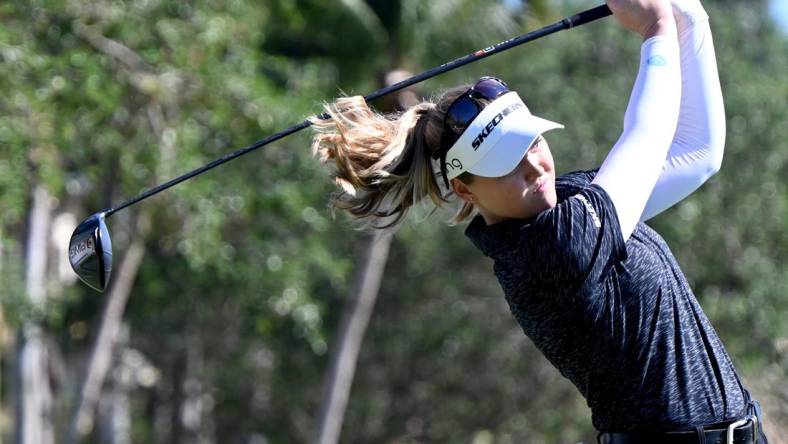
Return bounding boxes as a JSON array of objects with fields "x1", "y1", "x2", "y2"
[
  {"x1": 522, "y1": 184, "x2": 627, "y2": 277},
  {"x1": 466, "y1": 180, "x2": 625, "y2": 285},
  {"x1": 556, "y1": 169, "x2": 599, "y2": 201}
]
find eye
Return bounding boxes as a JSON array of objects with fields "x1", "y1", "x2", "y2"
[{"x1": 529, "y1": 137, "x2": 544, "y2": 152}]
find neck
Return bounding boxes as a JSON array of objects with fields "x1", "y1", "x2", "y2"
[{"x1": 478, "y1": 208, "x2": 507, "y2": 226}]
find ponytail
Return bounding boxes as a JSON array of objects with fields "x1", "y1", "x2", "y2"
[{"x1": 311, "y1": 88, "x2": 475, "y2": 229}]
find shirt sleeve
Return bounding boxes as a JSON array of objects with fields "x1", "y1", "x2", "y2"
[
  {"x1": 640, "y1": 16, "x2": 724, "y2": 221},
  {"x1": 515, "y1": 184, "x2": 627, "y2": 298},
  {"x1": 592, "y1": 35, "x2": 681, "y2": 241}
]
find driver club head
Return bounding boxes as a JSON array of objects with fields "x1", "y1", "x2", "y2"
[{"x1": 69, "y1": 212, "x2": 113, "y2": 292}]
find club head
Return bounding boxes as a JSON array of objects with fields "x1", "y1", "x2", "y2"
[{"x1": 68, "y1": 212, "x2": 113, "y2": 292}]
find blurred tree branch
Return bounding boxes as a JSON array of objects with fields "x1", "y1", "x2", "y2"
[{"x1": 313, "y1": 230, "x2": 393, "y2": 444}]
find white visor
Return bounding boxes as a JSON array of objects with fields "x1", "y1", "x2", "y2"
[{"x1": 440, "y1": 92, "x2": 563, "y2": 181}]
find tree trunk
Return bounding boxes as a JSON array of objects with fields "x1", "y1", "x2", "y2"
[
  {"x1": 313, "y1": 230, "x2": 393, "y2": 444},
  {"x1": 15, "y1": 185, "x2": 54, "y2": 444},
  {"x1": 97, "y1": 323, "x2": 132, "y2": 444},
  {"x1": 0, "y1": 258, "x2": 9, "y2": 439},
  {"x1": 178, "y1": 333, "x2": 214, "y2": 444},
  {"x1": 66, "y1": 232, "x2": 146, "y2": 444},
  {"x1": 15, "y1": 330, "x2": 53, "y2": 444},
  {"x1": 169, "y1": 350, "x2": 185, "y2": 444}
]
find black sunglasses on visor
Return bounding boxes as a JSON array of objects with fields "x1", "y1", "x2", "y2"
[{"x1": 434, "y1": 77, "x2": 510, "y2": 189}]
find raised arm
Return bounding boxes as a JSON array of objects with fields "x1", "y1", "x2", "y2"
[
  {"x1": 640, "y1": 1, "x2": 724, "y2": 221},
  {"x1": 592, "y1": 0, "x2": 681, "y2": 240}
]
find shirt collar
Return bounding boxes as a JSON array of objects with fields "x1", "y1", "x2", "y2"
[
  {"x1": 464, "y1": 214, "x2": 534, "y2": 257},
  {"x1": 463, "y1": 170, "x2": 592, "y2": 257}
]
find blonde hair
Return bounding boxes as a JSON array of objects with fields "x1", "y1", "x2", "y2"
[{"x1": 311, "y1": 87, "x2": 478, "y2": 229}]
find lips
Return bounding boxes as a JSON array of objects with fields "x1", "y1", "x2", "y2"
[{"x1": 532, "y1": 176, "x2": 550, "y2": 193}]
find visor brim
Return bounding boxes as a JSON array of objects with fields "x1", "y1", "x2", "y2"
[{"x1": 468, "y1": 114, "x2": 563, "y2": 178}]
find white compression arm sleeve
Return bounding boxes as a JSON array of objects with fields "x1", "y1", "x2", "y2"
[
  {"x1": 592, "y1": 35, "x2": 682, "y2": 241},
  {"x1": 640, "y1": 8, "x2": 724, "y2": 221}
]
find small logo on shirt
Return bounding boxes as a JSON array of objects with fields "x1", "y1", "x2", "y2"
[
  {"x1": 647, "y1": 55, "x2": 667, "y2": 66},
  {"x1": 574, "y1": 194, "x2": 601, "y2": 228}
]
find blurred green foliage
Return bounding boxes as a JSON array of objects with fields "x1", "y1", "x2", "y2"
[{"x1": 0, "y1": 0, "x2": 786, "y2": 443}]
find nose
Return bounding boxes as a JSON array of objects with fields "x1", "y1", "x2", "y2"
[{"x1": 521, "y1": 151, "x2": 546, "y2": 180}]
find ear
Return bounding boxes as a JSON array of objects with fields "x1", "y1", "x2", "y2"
[{"x1": 451, "y1": 178, "x2": 475, "y2": 203}]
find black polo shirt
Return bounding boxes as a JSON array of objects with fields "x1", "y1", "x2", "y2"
[{"x1": 465, "y1": 169, "x2": 746, "y2": 431}]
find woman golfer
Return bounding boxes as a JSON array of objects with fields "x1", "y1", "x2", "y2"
[{"x1": 312, "y1": 0, "x2": 768, "y2": 441}]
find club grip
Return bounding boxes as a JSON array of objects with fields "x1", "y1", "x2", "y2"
[{"x1": 566, "y1": 4, "x2": 613, "y2": 28}]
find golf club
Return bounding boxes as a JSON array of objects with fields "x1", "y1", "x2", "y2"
[{"x1": 69, "y1": 4, "x2": 613, "y2": 292}]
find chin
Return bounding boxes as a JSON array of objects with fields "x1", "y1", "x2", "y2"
[
  {"x1": 545, "y1": 191, "x2": 558, "y2": 208},
  {"x1": 535, "y1": 186, "x2": 557, "y2": 207}
]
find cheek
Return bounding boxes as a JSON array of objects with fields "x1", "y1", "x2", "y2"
[
  {"x1": 541, "y1": 150, "x2": 555, "y2": 172},
  {"x1": 501, "y1": 180, "x2": 531, "y2": 208},
  {"x1": 479, "y1": 182, "x2": 521, "y2": 209},
  {"x1": 497, "y1": 176, "x2": 528, "y2": 197}
]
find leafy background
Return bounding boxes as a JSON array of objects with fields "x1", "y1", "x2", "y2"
[{"x1": 0, "y1": 0, "x2": 786, "y2": 442}]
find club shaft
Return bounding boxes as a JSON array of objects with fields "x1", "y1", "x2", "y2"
[
  {"x1": 106, "y1": 120, "x2": 311, "y2": 217},
  {"x1": 104, "y1": 4, "x2": 611, "y2": 218},
  {"x1": 363, "y1": 4, "x2": 612, "y2": 103}
]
